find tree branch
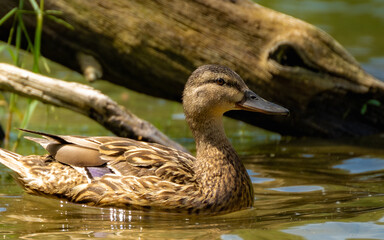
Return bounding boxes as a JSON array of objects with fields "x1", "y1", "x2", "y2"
[{"x1": 0, "y1": 63, "x2": 188, "y2": 153}]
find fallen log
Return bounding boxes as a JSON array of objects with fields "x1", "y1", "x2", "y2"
[
  {"x1": 0, "y1": 63, "x2": 187, "y2": 152},
  {"x1": 0, "y1": 0, "x2": 383, "y2": 137}
]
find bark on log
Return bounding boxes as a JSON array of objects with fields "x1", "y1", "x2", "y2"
[
  {"x1": 0, "y1": 0, "x2": 383, "y2": 137},
  {"x1": 0, "y1": 63, "x2": 187, "y2": 152}
]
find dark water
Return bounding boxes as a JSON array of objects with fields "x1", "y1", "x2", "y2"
[{"x1": 1, "y1": 0, "x2": 384, "y2": 239}]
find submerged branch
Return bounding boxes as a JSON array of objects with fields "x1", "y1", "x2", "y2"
[{"x1": 0, "y1": 63, "x2": 188, "y2": 153}]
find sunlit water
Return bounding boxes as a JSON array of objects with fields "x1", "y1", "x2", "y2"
[{"x1": 1, "y1": 0, "x2": 384, "y2": 239}]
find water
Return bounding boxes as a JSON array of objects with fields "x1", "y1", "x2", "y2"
[
  {"x1": 1, "y1": 0, "x2": 384, "y2": 239},
  {"x1": 1, "y1": 139, "x2": 384, "y2": 239}
]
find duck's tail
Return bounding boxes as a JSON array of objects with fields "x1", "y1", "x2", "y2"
[{"x1": 0, "y1": 148, "x2": 24, "y2": 175}]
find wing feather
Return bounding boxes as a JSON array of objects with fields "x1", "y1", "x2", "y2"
[
  {"x1": 99, "y1": 140, "x2": 196, "y2": 184},
  {"x1": 21, "y1": 129, "x2": 196, "y2": 186}
]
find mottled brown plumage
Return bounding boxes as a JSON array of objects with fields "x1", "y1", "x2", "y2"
[{"x1": 0, "y1": 65, "x2": 288, "y2": 214}]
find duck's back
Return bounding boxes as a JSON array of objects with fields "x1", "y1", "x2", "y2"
[{"x1": 96, "y1": 137, "x2": 195, "y2": 184}]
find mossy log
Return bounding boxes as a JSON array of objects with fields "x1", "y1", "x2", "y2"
[{"x1": 0, "y1": 0, "x2": 383, "y2": 137}]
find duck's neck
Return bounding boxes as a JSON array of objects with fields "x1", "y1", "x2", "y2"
[{"x1": 187, "y1": 115, "x2": 253, "y2": 210}]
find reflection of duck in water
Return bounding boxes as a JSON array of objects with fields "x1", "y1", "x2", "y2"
[{"x1": 0, "y1": 65, "x2": 288, "y2": 214}]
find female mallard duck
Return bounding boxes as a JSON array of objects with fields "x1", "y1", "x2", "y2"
[{"x1": 0, "y1": 65, "x2": 288, "y2": 214}]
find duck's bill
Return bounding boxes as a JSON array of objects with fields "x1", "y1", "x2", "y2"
[{"x1": 235, "y1": 90, "x2": 289, "y2": 115}]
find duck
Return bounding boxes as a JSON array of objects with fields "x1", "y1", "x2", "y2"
[{"x1": 0, "y1": 65, "x2": 289, "y2": 214}]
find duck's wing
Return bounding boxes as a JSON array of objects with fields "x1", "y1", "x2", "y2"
[
  {"x1": 98, "y1": 139, "x2": 196, "y2": 184},
  {"x1": 21, "y1": 129, "x2": 196, "y2": 184},
  {"x1": 21, "y1": 128, "x2": 111, "y2": 167}
]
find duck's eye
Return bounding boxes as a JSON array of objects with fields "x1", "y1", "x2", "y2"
[{"x1": 215, "y1": 78, "x2": 226, "y2": 86}]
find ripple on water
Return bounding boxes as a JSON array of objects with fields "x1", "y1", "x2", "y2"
[
  {"x1": 269, "y1": 185, "x2": 324, "y2": 193},
  {"x1": 247, "y1": 169, "x2": 275, "y2": 184},
  {"x1": 333, "y1": 157, "x2": 384, "y2": 174},
  {"x1": 282, "y1": 221, "x2": 384, "y2": 240}
]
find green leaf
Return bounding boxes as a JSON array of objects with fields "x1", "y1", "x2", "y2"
[
  {"x1": 361, "y1": 99, "x2": 381, "y2": 115},
  {"x1": 367, "y1": 99, "x2": 381, "y2": 107},
  {"x1": 360, "y1": 104, "x2": 367, "y2": 115}
]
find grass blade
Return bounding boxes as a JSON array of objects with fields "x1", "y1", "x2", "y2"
[
  {"x1": 18, "y1": 16, "x2": 35, "y2": 52},
  {"x1": 28, "y1": 0, "x2": 40, "y2": 13},
  {"x1": 46, "y1": 14, "x2": 74, "y2": 30},
  {"x1": 32, "y1": 0, "x2": 44, "y2": 73},
  {"x1": 45, "y1": 10, "x2": 62, "y2": 15},
  {"x1": 0, "y1": 7, "x2": 18, "y2": 26},
  {"x1": 13, "y1": 99, "x2": 39, "y2": 151}
]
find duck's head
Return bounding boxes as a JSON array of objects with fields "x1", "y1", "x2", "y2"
[{"x1": 183, "y1": 65, "x2": 289, "y2": 120}]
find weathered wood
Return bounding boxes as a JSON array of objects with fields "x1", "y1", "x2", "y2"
[
  {"x1": 0, "y1": 0, "x2": 383, "y2": 137},
  {"x1": 0, "y1": 63, "x2": 187, "y2": 152}
]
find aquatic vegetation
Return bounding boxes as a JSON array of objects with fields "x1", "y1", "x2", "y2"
[{"x1": 0, "y1": 0, "x2": 71, "y2": 150}]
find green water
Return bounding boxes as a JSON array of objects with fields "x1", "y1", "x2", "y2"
[{"x1": 1, "y1": 0, "x2": 384, "y2": 239}]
